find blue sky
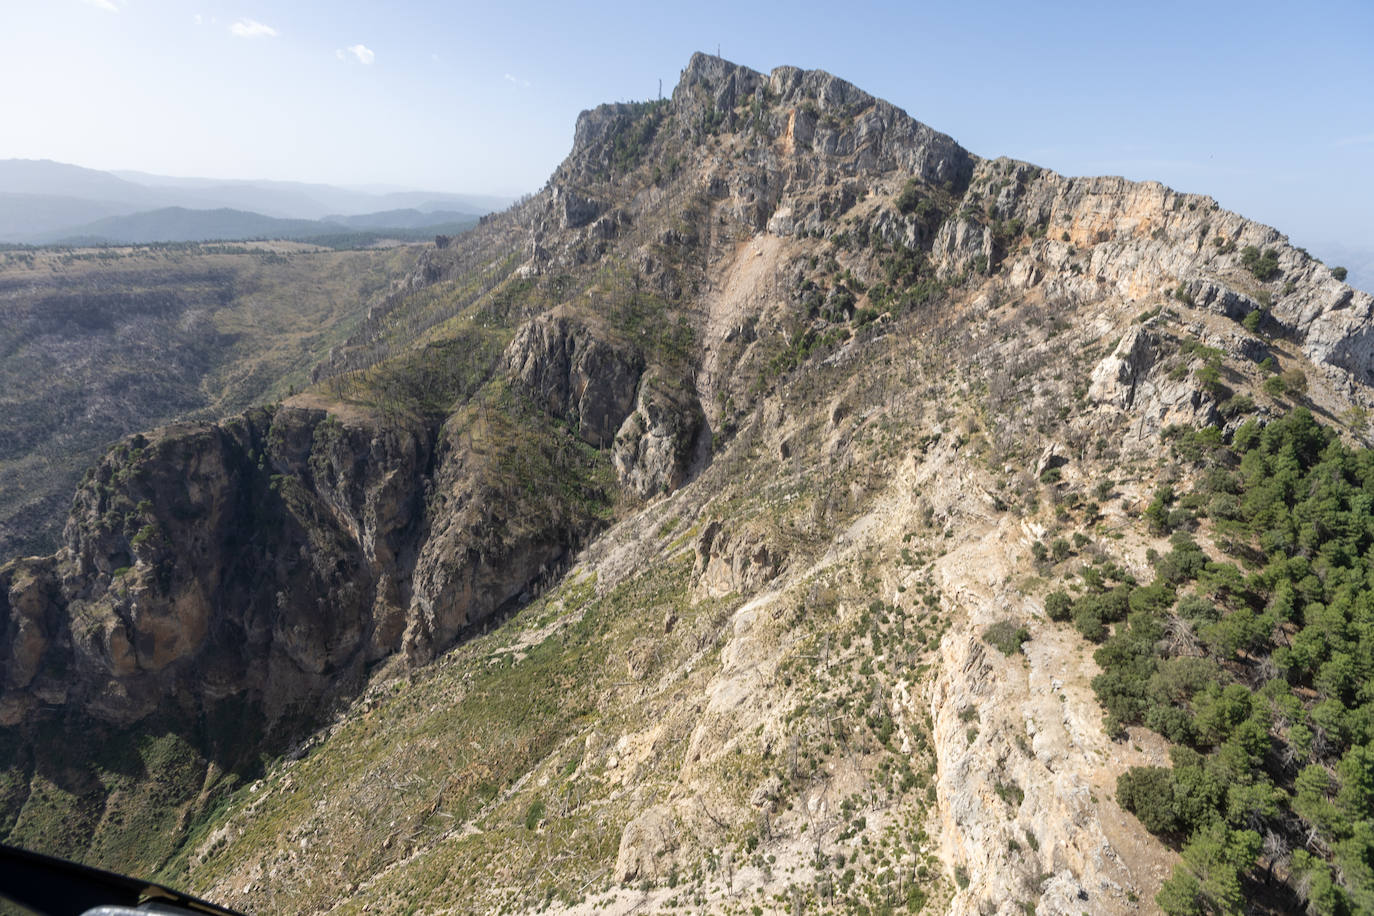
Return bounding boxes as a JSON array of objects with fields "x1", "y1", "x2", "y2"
[{"x1": 4, "y1": 0, "x2": 1372, "y2": 256}]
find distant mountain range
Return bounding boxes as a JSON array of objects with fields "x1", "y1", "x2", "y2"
[
  {"x1": 0, "y1": 159, "x2": 513, "y2": 245},
  {"x1": 37, "y1": 206, "x2": 481, "y2": 246}
]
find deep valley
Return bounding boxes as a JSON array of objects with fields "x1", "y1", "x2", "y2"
[{"x1": 3, "y1": 53, "x2": 1373, "y2": 916}]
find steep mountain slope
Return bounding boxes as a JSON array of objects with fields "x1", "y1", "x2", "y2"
[
  {"x1": 2, "y1": 53, "x2": 1372, "y2": 915},
  {"x1": 0, "y1": 242, "x2": 419, "y2": 558}
]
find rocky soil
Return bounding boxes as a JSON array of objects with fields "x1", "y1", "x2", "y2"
[{"x1": 2, "y1": 52, "x2": 1370, "y2": 914}]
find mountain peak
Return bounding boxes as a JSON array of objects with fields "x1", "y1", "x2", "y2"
[
  {"x1": 555, "y1": 53, "x2": 973, "y2": 206},
  {"x1": 675, "y1": 50, "x2": 758, "y2": 95},
  {"x1": 5, "y1": 53, "x2": 1374, "y2": 916}
]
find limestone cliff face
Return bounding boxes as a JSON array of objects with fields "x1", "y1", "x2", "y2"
[
  {"x1": 513, "y1": 52, "x2": 975, "y2": 284},
  {"x1": 6, "y1": 51, "x2": 1374, "y2": 912},
  {"x1": 671, "y1": 54, "x2": 974, "y2": 186},
  {"x1": 0, "y1": 407, "x2": 430, "y2": 727},
  {"x1": 502, "y1": 314, "x2": 645, "y2": 447},
  {"x1": 613, "y1": 376, "x2": 704, "y2": 498},
  {"x1": 932, "y1": 163, "x2": 1374, "y2": 393},
  {"x1": 0, "y1": 293, "x2": 708, "y2": 729},
  {"x1": 536, "y1": 52, "x2": 1371, "y2": 401}
]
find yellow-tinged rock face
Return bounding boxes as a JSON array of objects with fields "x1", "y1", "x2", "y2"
[
  {"x1": 3, "y1": 51, "x2": 1372, "y2": 914},
  {"x1": 6, "y1": 618, "x2": 45, "y2": 689},
  {"x1": 103, "y1": 615, "x2": 138, "y2": 678},
  {"x1": 5, "y1": 568, "x2": 52, "y2": 689},
  {"x1": 132, "y1": 585, "x2": 212, "y2": 673}
]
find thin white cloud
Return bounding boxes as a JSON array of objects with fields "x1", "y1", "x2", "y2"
[
  {"x1": 230, "y1": 18, "x2": 279, "y2": 38},
  {"x1": 347, "y1": 44, "x2": 375, "y2": 65},
  {"x1": 81, "y1": 0, "x2": 119, "y2": 11},
  {"x1": 503, "y1": 73, "x2": 530, "y2": 88}
]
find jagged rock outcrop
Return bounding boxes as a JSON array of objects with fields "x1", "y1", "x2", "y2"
[
  {"x1": 526, "y1": 52, "x2": 976, "y2": 275},
  {"x1": 398, "y1": 407, "x2": 601, "y2": 664},
  {"x1": 934, "y1": 162, "x2": 1374, "y2": 391},
  {"x1": 613, "y1": 805, "x2": 680, "y2": 884},
  {"x1": 1088, "y1": 327, "x2": 1156, "y2": 410},
  {"x1": 0, "y1": 407, "x2": 431, "y2": 727},
  {"x1": 1, "y1": 559, "x2": 59, "y2": 699},
  {"x1": 0, "y1": 356, "x2": 638, "y2": 727},
  {"x1": 673, "y1": 54, "x2": 974, "y2": 188},
  {"x1": 554, "y1": 188, "x2": 603, "y2": 230},
  {"x1": 7, "y1": 51, "x2": 1374, "y2": 914},
  {"x1": 503, "y1": 314, "x2": 645, "y2": 446},
  {"x1": 612, "y1": 376, "x2": 704, "y2": 497},
  {"x1": 693, "y1": 519, "x2": 785, "y2": 598}
]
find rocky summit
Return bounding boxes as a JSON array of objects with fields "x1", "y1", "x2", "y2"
[{"x1": 3, "y1": 53, "x2": 1373, "y2": 915}]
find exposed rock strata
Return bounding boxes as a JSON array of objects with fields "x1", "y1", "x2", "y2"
[
  {"x1": 503, "y1": 314, "x2": 645, "y2": 447},
  {"x1": 3, "y1": 51, "x2": 1373, "y2": 913},
  {"x1": 934, "y1": 165, "x2": 1374, "y2": 391}
]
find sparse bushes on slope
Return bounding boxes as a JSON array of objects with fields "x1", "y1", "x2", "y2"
[
  {"x1": 895, "y1": 179, "x2": 923, "y2": 215},
  {"x1": 982, "y1": 619, "x2": 1029, "y2": 656},
  {"x1": 1240, "y1": 246, "x2": 1281, "y2": 282},
  {"x1": 1050, "y1": 409, "x2": 1374, "y2": 914},
  {"x1": 609, "y1": 99, "x2": 670, "y2": 174}
]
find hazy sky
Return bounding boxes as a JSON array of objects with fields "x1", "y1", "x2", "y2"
[{"x1": 4, "y1": 0, "x2": 1372, "y2": 254}]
